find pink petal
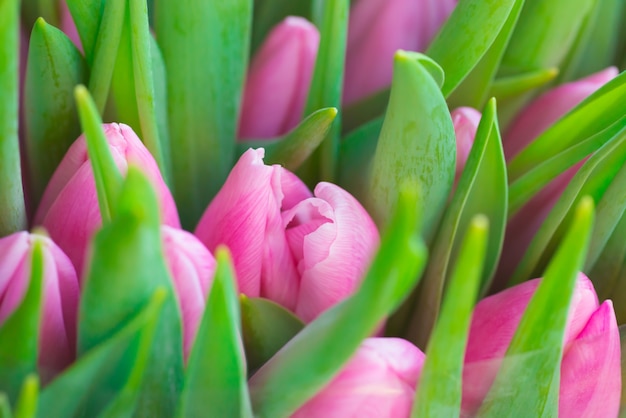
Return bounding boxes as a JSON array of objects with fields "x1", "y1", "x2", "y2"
[{"x1": 451, "y1": 107, "x2": 481, "y2": 182}]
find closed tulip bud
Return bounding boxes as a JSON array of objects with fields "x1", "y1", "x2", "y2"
[
  {"x1": 461, "y1": 273, "x2": 621, "y2": 417},
  {"x1": 343, "y1": 0, "x2": 457, "y2": 104},
  {"x1": 34, "y1": 123, "x2": 180, "y2": 276},
  {"x1": 0, "y1": 231, "x2": 79, "y2": 383},
  {"x1": 195, "y1": 148, "x2": 379, "y2": 322},
  {"x1": 451, "y1": 107, "x2": 481, "y2": 183},
  {"x1": 161, "y1": 225, "x2": 216, "y2": 359},
  {"x1": 292, "y1": 338, "x2": 425, "y2": 417},
  {"x1": 238, "y1": 17, "x2": 320, "y2": 139}
]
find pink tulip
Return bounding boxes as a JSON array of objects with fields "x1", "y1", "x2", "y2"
[
  {"x1": 451, "y1": 107, "x2": 481, "y2": 182},
  {"x1": 161, "y1": 225, "x2": 216, "y2": 359},
  {"x1": 195, "y1": 148, "x2": 379, "y2": 322},
  {"x1": 34, "y1": 123, "x2": 180, "y2": 277},
  {"x1": 0, "y1": 231, "x2": 79, "y2": 384},
  {"x1": 238, "y1": 17, "x2": 320, "y2": 139},
  {"x1": 292, "y1": 338, "x2": 425, "y2": 417},
  {"x1": 343, "y1": 0, "x2": 457, "y2": 104},
  {"x1": 461, "y1": 273, "x2": 621, "y2": 417}
]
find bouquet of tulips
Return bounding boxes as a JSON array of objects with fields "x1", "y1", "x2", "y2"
[{"x1": 1, "y1": 0, "x2": 625, "y2": 416}]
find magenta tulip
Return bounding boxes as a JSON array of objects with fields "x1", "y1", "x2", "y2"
[
  {"x1": 195, "y1": 148, "x2": 379, "y2": 322},
  {"x1": 343, "y1": 0, "x2": 457, "y2": 104},
  {"x1": 292, "y1": 338, "x2": 425, "y2": 417},
  {"x1": 461, "y1": 273, "x2": 621, "y2": 417},
  {"x1": 161, "y1": 225, "x2": 216, "y2": 359},
  {"x1": 451, "y1": 106, "x2": 481, "y2": 182},
  {"x1": 238, "y1": 17, "x2": 320, "y2": 139},
  {"x1": 0, "y1": 231, "x2": 79, "y2": 383},
  {"x1": 34, "y1": 123, "x2": 180, "y2": 277}
]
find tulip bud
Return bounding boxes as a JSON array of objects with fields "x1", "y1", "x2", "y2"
[
  {"x1": 504, "y1": 67, "x2": 619, "y2": 160},
  {"x1": 161, "y1": 225, "x2": 216, "y2": 359},
  {"x1": 0, "y1": 231, "x2": 79, "y2": 383},
  {"x1": 343, "y1": 0, "x2": 457, "y2": 104},
  {"x1": 451, "y1": 106, "x2": 481, "y2": 182},
  {"x1": 292, "y1": 338, "x2": 425, "y2": 417},
  {"x1": 238, "y1": 17, "x2": 320, "y2": 139},
  {"x1": 34, "y1": 123, "x2": 180, "y2": 276},
  {"x1": 461, "y1": 273, "x2": 621, "y2": 417},
  {"x1": 195, "y1": 148, "x2": 379, "y2": 322}
]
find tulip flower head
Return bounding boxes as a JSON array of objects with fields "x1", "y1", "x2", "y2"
[
  {"x1": 451, "y1": 106, "x2": 481, "y2": 183},
  {"x1": 238, "y1": 17, "x2": 320, "y2": 139},
  {"x1": 461, "y1": 273, "x2": 621, "y2": 418},
  {"x1": 195, "y1": 148, "x2": 379, "y2": 322},
  {"x1": 292, "y1": 338, "x2": 425, "y2": 417},
  {"x1": 34, "y1": 123, "x2": 180, "y2": 277},
  {"x1": 0, "y1": 231, "x2": 79, "y2": 383},
  {"x1": 161, "y1": 225, "x2": 216, "y2": 359}
]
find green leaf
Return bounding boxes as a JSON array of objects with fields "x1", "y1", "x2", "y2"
[
  {"x1": 477, "y1": 197, "x2": 594, "y2": 417},
  {"x1": 341, "y1": 89, "x2": 389, "y2": 134},
  {"x1": 237, "y1": 107, "x2": 338, "y2": 171},
  {"x1": 407, "y1": 99, "x2": 507, "y2": 347},
  {"x1": 78, "y1": 167, "x2": 183, "y2": 417},
  {"x1": 298, "y1": 0, "x2": 348, "y2": 183},
  {"x1": 0, "y1": 238, "x2": 43, "y2": 404},
  {"x1": 39, "y1": 288, "x2": 166, "y2": 418},
  {"x1": 241, "y1": 296, "x2": 304, "y2": 374},
  {"x1": 587, "y1": 210, "x2": 626, "y2": 301},
  {"x1": 65, "y1": 0, "x2": 104, "y2": 63},
  {"x1": 251, "y1": 0, "x2": 313, "y2": 54},
  {"x1": 412, "y1": 216, "x2": 489, "y2": 418},
  {"x1": 178, "y1": 248, "x2": 253, "y2": 418},
  {"x1": 509, "y1": 125, "x2": 626, "y2": 285},
  {"x1": 368, "y1": 51, "x2": 455, "y2": 240},
  {"x1": 488, "y1": 68, "x2": 559, "y2": 101},
  {"x1": 249, "y1": 186, "x2": 428, "y2": 417},
  {"x1": 0, "y1": 394, "x2": 11, "y2": 418},
  {"x1": 0, "y1": 0, "x2": 26, "y2": 236},
  {"x1": 24, "y1": 18, "x2": 88, "y2": 209},
  {"x1": 74, "y1": 85, "x2": 124, "y2": 224},
  {"x1": 14, "y1": 376, "x2": 37, "y2": 418},
  {"x1": 426, "y1": 0, "x2": 521, "y2": 97},
  {"x1": 508, "y1": 71, "x2": 626, "y2": 181},
  {"x1": 445, "y1": 0, "x2": 525, "y2": 109},
  {"x1": 155, "y1": 0, "x2": 252, "y2": 229}
]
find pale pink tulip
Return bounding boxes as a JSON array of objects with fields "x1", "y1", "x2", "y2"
[
  {"x1": 0, "y1": 231, "x2": 79, "y2": 384},
  {"x1": 195, "y1": 148, "x2": 379, "y2": 322},
  {"x1": 238, "y1": 17, "x2": 320, "y2": 139},
  {"x1": 161, "y1": 225, "x2": 216, "y2": 359},
  {"x1": 34, "y1": 123, "x2": 180, "y2": 277},
  {"x1": 343, "y1": 0, "x2": 457, "y2": 104},
  {"x1": 461, "y1": 273, "x2": 621, "y2": 417},
  {"x1": 451, "y1": 107, "x2": 481, "y2": 182},
  {"x1": 292, "y1": 338, "x2": 425, "y2": 417}
]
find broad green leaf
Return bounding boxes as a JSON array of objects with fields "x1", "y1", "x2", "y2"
[
  {"x1": 477, "y1": 197, "x2": 594, "y2": 417},
  {"x1": 337, "y1": 116, "x2": 383, "y2": 199},
  {"x1": 508, "y1": 116, "x2": 626, "y2": 216},
  {"x1": 412, "y1": 216, "x2": 488, "y2": 418},
  {"x1": 557, "y1": 0, "x2": 624, "y2": 82},
  {"x1": 0, "y1": 394, "x2": 11, "y2": 418},
  {"x1": 341, "y1": 89, "x2": 389, "y2": 134},
  {"x1": 241, "y1": 296, "x2": 304, "y2": 373},
  {"x1": 78, "y1": 168, "x2": 183, "y2": 417},
  {"x1": 65, "y1": 0, "x2": 104, "y2": 63},
  {"x1": 0, "y1": 239, "x2": 43, "y2": 404},
  {"x1": 509, "y1": 125, "x2": 626, "y2": 285},
  {"x1": 24, "y1": 18, "x2": 87, "y2": 209},
  {"x1": 155, "y1": 0, "x2": 252, "y2": 229},
  {"x1": 446, "y1": 0, "x2": 525, "y2": 109},
  {"x1": 249, "y1": 187, "x2": 428, "y2": 417},
  {"x1": 488, "y1": 68, "x2": 558, "y2": 101},
  {"x1": 426, "y1": 0, "x2": 520, "y2": 97},
  {"x1": 178, "y1": 248, "x2": 253, "y2": 418},
  {"x1": 587, "y1": 210, "x2": 626, "y2": 301},
  {"x1": 0, "y1": 0, "x2": 26, "y2": 236},
  {"x1": 298, "y1": 0, "x2": 348, "y2": 183},
  {"x1": 13, "y1": 376, "x2": 37, "y2": 418},
  {"x1": 237, "y1": 108, "x2": 338, "y2": 171},
  {"x1": 74, "y1": 85, "x2": 124, "y2": 223},
  {"x1": 251, "y1": 0, "x2": 313, "y2": 54},
  {"x1": 39, "y1": 289, "x2": 166, "y2": 418},
  {"x1": 501, "y1": 0, "x2": 594, "y2": 75},
  {"x1": 407, "y1": 99, "x2": 507, "y2": 347},
  {"x1": 368, "y1": 51, "x2": 454, "y2": 240},
  {"x1": 509, "y1": 71, "x2": 626, "y2": 181}
]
